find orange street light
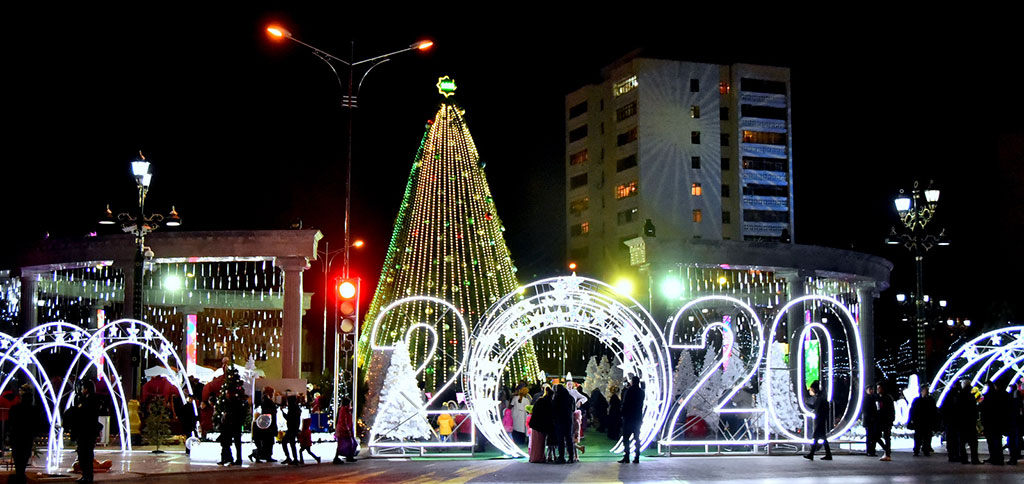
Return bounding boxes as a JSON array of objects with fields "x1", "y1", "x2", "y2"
[
  {"x1": 266, "y1": 26, "x2": 291, "y2": 39},
  {"x1": 413, "y1": 40, "x2": 434, "y2": 50},
  {"x1": 352, "y1": 239, "x2": 365, "y2": 248}
]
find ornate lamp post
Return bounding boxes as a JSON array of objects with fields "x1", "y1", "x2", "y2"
[
  {"x1": 886, "y1": 180, "x2": 948, "y2": 377},
  {"x1": 100, "y1": 152, "x2": 181, "y2": 396}
]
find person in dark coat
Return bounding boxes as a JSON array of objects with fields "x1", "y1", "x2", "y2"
[
  {"x1": 940, "y1": 385, "x2": 961, "y2": 462},
  {"x1": 591, "y1": 388, "x2": 608, "y2": 432},
  {"x1": 908, "y1": 384, "x2": 937, "y2": 456},
  {"x1": 70, "y1": 379, "x2": 101, "y2": 484},
  {"x1": 606, "y1": 385, "x2": 621, "y2": 441},
  {"x1": 280, "y1": 394, "x2": 301, "y2": 465},
  {"x1": 803, "y1": 381, "x2": 832, "y2": 460},
  {"x1": 251, "y1": 387, "x2": 279, "y2": 462},
  {"x1": 551, "y1": 384, "x2": 575, "y2": 463},
  {"x1": 219, "y1": 389, "x2": 243, "y2": 465},
  {"x1": 875, "y1": 383, "x2": 895, "y2": 461},
  {"x1": 528, "y1": 386, "x2": 553, "y2": 463},
  {"x1": 9, "y1": 385, "x2": 40, "y2": 484},
  {"x1": 979, "y1": 380, "x2": 1007, "y2": 465},
  {"x1": 956, "y1": 380, "x2": 981, "y2": 464},
  {"x1": 619, "y1": 376, "x2": 645, "y2": 463},
  {"x1": 1008, "y1": 384, "x2": 1022, "y2": 465},
  {"x1": 862, "y1": 385, "x2": 878, "y2": 456}
]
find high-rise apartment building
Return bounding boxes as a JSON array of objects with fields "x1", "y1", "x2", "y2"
[{"x1": 565, "y1": 56, "x2": 794, "y2": 276}]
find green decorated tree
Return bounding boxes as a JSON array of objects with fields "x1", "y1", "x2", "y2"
[
  {"x1": 214, "y1": 364, "x2": 246, "y2": 432},
  {"x1": 143, "y1": 396, "x2": 172, "y2": 453},
  {"x1": 358, "y1": 76, "x2": 540, "y2": 395}
]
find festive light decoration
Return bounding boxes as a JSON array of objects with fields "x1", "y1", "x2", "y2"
[
  {"x1": 661, "y1": 296, "x2": 768, "y2": 447},
  {"x1": 466, "y1": 275, "x2": 671, "y2": 458},
  {"x1": 929, "y1": 326, "x2": 1024, "y2": 407},
  {"x1": 765, "y1": 295, "x2": 864, "y2": 442},
  {"x1": 359, "y1": 78, "x2": 539, "y2": 392}
]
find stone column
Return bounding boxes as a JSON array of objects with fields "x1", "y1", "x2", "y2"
[
  {"x1": 19, "y1": 273, "x2": 38, "y2": 333},
  {"x1": 856, "y1": 284, "x2": 877, "y2": 388},
  {"x1": 278, "y1": 257, "x2": 309, "y2": 379}
]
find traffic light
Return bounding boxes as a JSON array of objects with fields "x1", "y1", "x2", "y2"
[{"x1": 337, "y1": 278, "x2": 360, "y2": 333}]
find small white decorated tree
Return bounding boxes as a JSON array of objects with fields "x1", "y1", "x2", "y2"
[
  {"x1": 690, "y1": 349, "x2": 722, "y2": 432},
  {"x1": 595, "y1": 355, "x2": 612, "y2": 393},
  {"x1": 760, "y1": 342, "x2": 803, "y2": 434},
  {"x1": 582, "y1": 356, "x2": 600, "y2": 393},
  {"x1": 374, "y1": 342, "x2": 432, "y2": 441},
  {"x1": 672, "y1": 351, "x2": 697, "y2": 400},
  {"x1": 605, "y1": 360, "x2": 624, "y2": 396}
]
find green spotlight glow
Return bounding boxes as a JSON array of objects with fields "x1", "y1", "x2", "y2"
[
  {"x1": 661, "y1": 277, "x2": 683, "y2": 299},
  {"x1": 164, "y1": 274, "x2": 183, "y2": 291}
]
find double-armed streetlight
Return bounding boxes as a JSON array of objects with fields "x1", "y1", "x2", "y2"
[
  {"x1": 100, "y1": 152, "x2": 181, "y2": 396},
  {"x1": 886, "y1": 180, "x2": 948, "y2": 377},
  {"x1": 266, "y1": 24, "x2": 432, "y2": 438}
]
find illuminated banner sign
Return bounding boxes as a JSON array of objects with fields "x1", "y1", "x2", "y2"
[{"x1": 739, "y1": 117, "x2": 787, "y2": 134}]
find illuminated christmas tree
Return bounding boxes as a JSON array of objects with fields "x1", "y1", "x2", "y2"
[{"x1": 359, "y1": 76, "x2": 540, "y2": 393}]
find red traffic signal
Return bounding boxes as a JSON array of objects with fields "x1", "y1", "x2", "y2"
[{"x1": 337, "y1": 278, "x2": 360, "y2": 333}]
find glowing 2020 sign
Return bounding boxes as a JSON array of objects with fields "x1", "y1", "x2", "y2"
[{"x1": 466, "y1": 276, "x2": 672, "y2": 458}]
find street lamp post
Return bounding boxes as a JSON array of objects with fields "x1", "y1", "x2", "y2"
[
  {"x1": 886, "y1": 180, "x2": 948, "y2": 378},
  {"x1": 100, "y1": 152, "x2": 181, "y2": 396},
  {"x1": 267, "y1": 25, "x2": 432, "y2": 439}
]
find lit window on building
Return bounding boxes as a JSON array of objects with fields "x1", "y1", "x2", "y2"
[
  {"x1": 691, "y1": 183, "x2": 702, "y2": 196},
  {"x1": 570, "y1": 222, "x2": 590, "y2": 237},
  {"x1": 616, "y1": 101, "x2": 637, "y2": 121},
  {"x1": 742, "y1": 130, "x2": 786, "y2": 145},
  {"x1": 615, "y1": 180, "x2": 638, "y2": 199},
  {"x1": 569, "y1": 149, "x2": 588, "y2": 166},
  {"x1": 691, "y1": 156, "x2": 701, "y2": 169},
  {"x1": 691, "y1": 131, "x2": 701, "y2": 144},
  {"x1": 613, "y1": 75, "x2": 638, "y2": 97},
  {"x1": 719, "y1": 80, "x2": 730, "y2": 94},
  {"x1": 569, "y1": 197, "x2": 589, "y2": 216},
  {"x1": 692, "y1": 209, "x2": 703, "y2": 223},
  {"x1": 690, "y1": 105, "x2": 700, "y2": 119}
]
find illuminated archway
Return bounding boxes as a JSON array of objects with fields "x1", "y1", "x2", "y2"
[
  {"x1": 466, "y1": 276, "x2": 671, "y2": 457},
  {"x1": 930, "y1": 326, "x2": 1024, "y2": 407},
  {"x1": 50, "y1": 319, "x2": 198, "y2": 467}
]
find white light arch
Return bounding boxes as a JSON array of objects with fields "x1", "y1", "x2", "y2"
[
  {"x1": 765, "y1": 295, "x2": 864, "y2": 442},
  {"x1": 0, "y1": 331, "x2": 60, "y2": 458},
  {"x1": 51, "y1": 319, "x2": 198, "y2": 467},
  {"x1": 929, "y1": 326, "x2": 1024, "y2": 407},
  {"x1": 466, "y1": 276, "x2": 671, "y2": 458},
  {"x1": 661, "y1": 295, "x2": 767, "y2": 446}
]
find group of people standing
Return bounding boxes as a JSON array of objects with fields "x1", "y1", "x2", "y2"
[
  {"x1": 503, "y1": 375, "x2": 645, "y2": 464},
  {"x1": 217, "y1": 386, "x2": 358, "y2": 467}
]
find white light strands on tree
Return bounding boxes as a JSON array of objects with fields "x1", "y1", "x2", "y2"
[
  {"x1": 465, "y1": 275, "x2": 671, "y2": 458},
  {"x1": 374, "y1": 341, "x2": 434, "y2": 441}
]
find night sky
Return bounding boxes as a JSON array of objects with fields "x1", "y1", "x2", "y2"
[{"x1": 5, "y1": 7, "x2": 1023, "y2": 330}]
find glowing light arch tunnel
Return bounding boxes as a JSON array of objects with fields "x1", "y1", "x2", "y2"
[
  {"x1": 930, "y1": 326, "x2": 1024, "y2": 407},
  {"x1": 466, "y1": 275, "x2": 672, "y2": 458}
]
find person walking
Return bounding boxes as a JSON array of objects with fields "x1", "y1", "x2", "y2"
[
  {"x1": 9, "y1": 385, "x2": 40, "y2": 484},
  {"x1": 862, "y1": 385, "x2": 878, "y2": 456},
  {"x1": 333, "y1": 397, "x2": 358, "y2": 464},
  {"x1": 908, "y1": 384, "x2": 937, "y2": 456},
  {"x1": 804, "y1": 381, "x2": 832, "y2": 460},
  {"x1": 250, "y1": 387, "x2": 279, "y2": 462},
  {"x1": 297, "y1": 417, "x2": 321, "y2": 464},
  {"x1": 70, "y1": 379, "x2": 101, "y2": 484},
  {"x1": 280, "y1": 394, "x2": 302, "y2": 465},
  {"x1": 979, "y1": 379, "x2": 1007, "y2": 465},
  {"x1": 510, "y1": 387, "x2": 532, "y2": 446},
  {"x1": 875, "y1": 383, "x2": 895, "y2": 461},
  {"x1": 956, "y1": 380, "x2": 981, "y2": 464},
  {"x1": 219, "y1": 388, "x2": 243, "y2": 466},
  {"x1": 619, "y1": 376, "x2": 645, "y2": 463}
]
